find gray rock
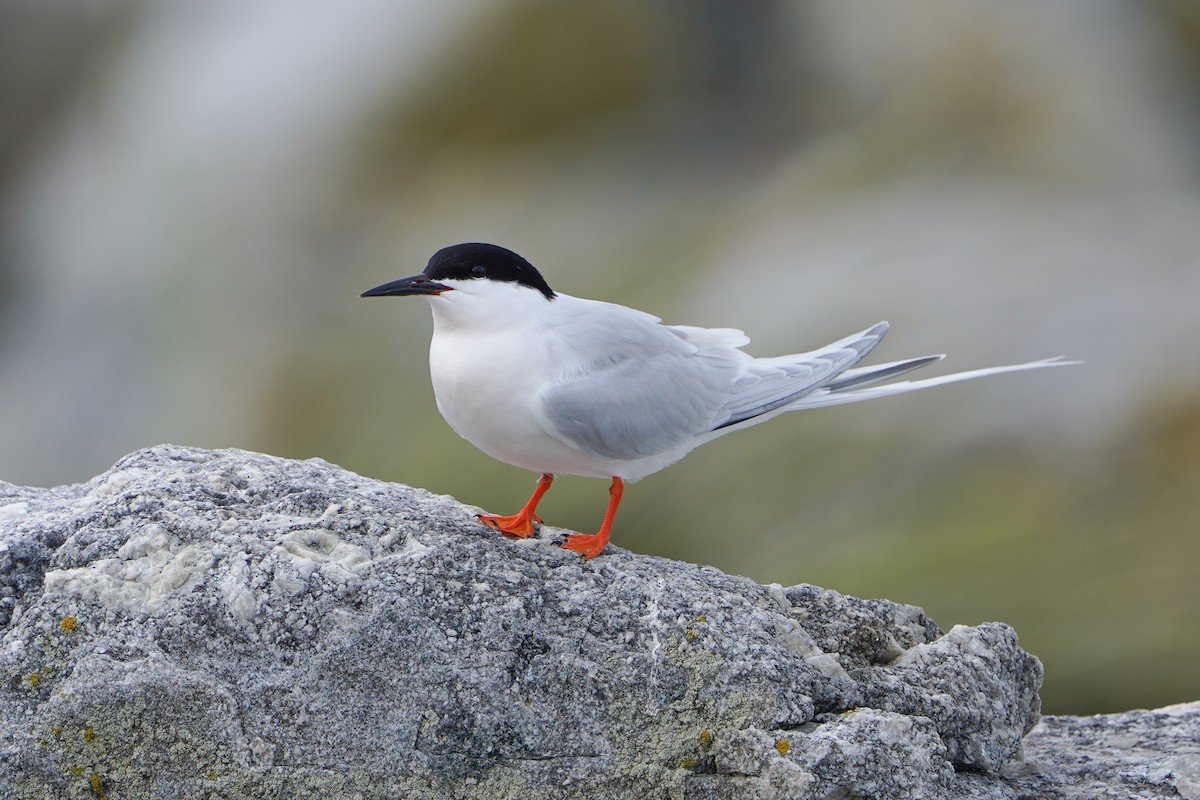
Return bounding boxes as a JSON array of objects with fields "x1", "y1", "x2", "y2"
[
  {"x1": 0, "y1": 445, "x2": 1187, "y2": 799},
  {"x1": 1006, "y1": 703, "x2": 1200, "y2": 800}
]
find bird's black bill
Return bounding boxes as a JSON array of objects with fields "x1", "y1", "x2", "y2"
[{"x1": 360, "y1": 274, "x2": 453, "y2": 297}]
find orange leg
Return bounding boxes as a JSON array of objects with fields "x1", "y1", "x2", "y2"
[
  {"x1": 477, "y1": 473, "x2": 554, "y2": 539},
  {"x1": 557, "y1": 477, "x2": 624, "y2": 560}
]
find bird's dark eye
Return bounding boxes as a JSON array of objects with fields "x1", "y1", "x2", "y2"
[{"x1": 471, "y1": 265, "x2": 486, "y2": 278}]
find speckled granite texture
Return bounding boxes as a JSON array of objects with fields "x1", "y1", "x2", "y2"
[{"x1": 1, "y1": 446, "x2": 1191, "y2": 799}]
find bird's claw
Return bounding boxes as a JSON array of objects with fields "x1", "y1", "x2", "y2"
[
  {"x1": 475, "y1": 512, "x2": 541, "y2": 539},
  {"x1": 555, "y1": 532, "x2": 608, "y2": 560}
]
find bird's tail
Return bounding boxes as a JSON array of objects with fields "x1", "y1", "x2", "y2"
[{"x1": 785, "y1": 355, "x2": 1079, "y2": 411}]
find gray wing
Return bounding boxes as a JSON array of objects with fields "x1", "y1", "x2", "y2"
[
  {"x1": 539, "y1": 308, "x2": 744, "y2": 460},
  {"x1": 710, "y1": 322, "x2": 889, "y2": 430},
  {"x1": 540, "y1": 308, "x2": 894, "y2": 459}
]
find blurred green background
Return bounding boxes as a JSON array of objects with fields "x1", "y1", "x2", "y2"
[{"x1": 2, "y1": 1, "x2": 1198, "y2": 715}]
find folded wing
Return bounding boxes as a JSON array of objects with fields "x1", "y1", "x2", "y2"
[{"x1": 711, "y1": 322, "x2": 890, "y2": 431}]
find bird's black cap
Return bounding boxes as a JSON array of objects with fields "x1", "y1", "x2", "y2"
[{"x1": 425, "y1": 243, "x2": 556, "y2": 300}]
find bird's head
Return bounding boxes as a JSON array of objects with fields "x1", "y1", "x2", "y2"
[{"x1": 361, "y1": 243, "x2": 556, "y2": 312}]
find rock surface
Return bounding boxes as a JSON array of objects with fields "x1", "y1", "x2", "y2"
[
  {"x1": 0, "y1": 445, "x2": 1191, "y2": 799},
  {"x1": 1012, "y1": 703, "x2": 1200, "y2": 800}
]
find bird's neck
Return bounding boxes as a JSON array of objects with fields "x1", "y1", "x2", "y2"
[{"x1": 427, "y1": 288, "x2": 555, "y2": 334}]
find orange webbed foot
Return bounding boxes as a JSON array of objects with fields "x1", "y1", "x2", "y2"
[
  {"x1": 555, "y1": 532, "x2": 610, "y2": 560},
  {"x1": 476, "y1": 473, "x2": 554, "y2": 540},
  {"x1": 555, "y1": 477, "x2": 623, "y2": 560},
  {"x1": 476, "y1": 511, "x2": 542, "y2": 539}
]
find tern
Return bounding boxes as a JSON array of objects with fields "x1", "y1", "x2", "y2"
[{"x1": 363, "y1": 242, "x2": 1073, "y2": 560}]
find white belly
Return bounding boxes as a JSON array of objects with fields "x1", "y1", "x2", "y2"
[{"x1": 428, "y1": 328, "x2": 622, "y2": 478}]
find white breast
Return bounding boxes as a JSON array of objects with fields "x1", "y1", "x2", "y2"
[{"x1": 424, "y1": 289, "x2": 618, "y2": 478}]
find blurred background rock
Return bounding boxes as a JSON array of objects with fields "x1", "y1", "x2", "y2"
[{"x1": 1, "y1": 0, "x2": 1197, "y2": 715}]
